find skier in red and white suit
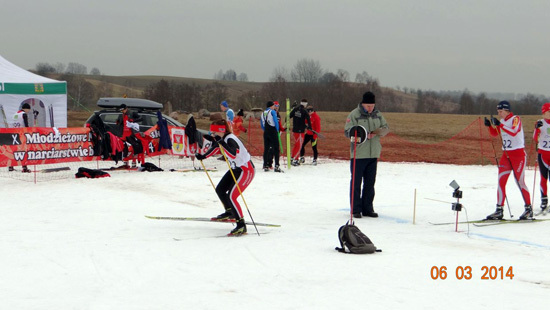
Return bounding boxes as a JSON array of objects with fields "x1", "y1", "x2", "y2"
[
  {"x1": 484, "y1": 100, "x2": 532, "y2": 220},
  {"x1": 195, "y1": 119, "x2": 255, "y2": 236},
  {"x1": 533, "y1": 102, "x2": 550, "y2": 214}
]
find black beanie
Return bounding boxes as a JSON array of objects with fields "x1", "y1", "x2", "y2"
[
  {"x1": 266, "y1": 101, "x2": 274, "y2": 108},
  {"x1": 21, "y1": 103, "x2": 31, "y2": 109},
  {"x1": 237, "y1": 109, "x2": 244, "y2": 116},
  {"x1": 361, "y1": 92, "x2": 375, "y2": 104}
]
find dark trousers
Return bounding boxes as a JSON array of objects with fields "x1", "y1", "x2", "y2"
[
  {"x1": 263, "y1": 129, "x2": 279, "y2": 167},
  {"x1": 216, "y1": 167, "x2": 243, "y2": 219},
  {"x1": 349, "y1": 158, "x2": 378, "y2": 214},
  {"x1": 300, "y1": 134, "x2": 318, "y2": 159}
]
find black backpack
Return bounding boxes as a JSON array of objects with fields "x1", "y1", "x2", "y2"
[
  {"x1": 335, "y1": 223, "x2": 380, "y2": 254},
  {"x1": 141, "y1": 162, "x2": 164, "y2": 172},
  {"x1": 75, "y1": 167, "x2": 111, "y2": 179}
]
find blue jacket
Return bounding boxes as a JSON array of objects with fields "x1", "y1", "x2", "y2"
[{"x1": 156, "y1": 110, "x2": 172, "y2": 151}]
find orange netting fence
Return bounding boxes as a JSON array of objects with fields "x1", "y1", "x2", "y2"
[{"x1": 239, "y1": 117, "x2": 539, "y2": 167}]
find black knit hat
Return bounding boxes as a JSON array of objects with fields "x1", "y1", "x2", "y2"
[
  {"x1": 21, "y1": 103, "x2": 31, "y2": 109},
  {"x1": 361, "y1": 91, "x2": 375, "y2": 104},
  {"x1": 237, "y1": 109, "x2": 244, "y2": 116},
  {"x1": 497, "y1": 101, "x2": 511, "y2": 111},
  {"x1": 266, "y1": 101, "x2": 274, "y2": 108}
]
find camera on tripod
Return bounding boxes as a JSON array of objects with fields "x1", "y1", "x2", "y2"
[{"x1": 449, "y1": 180, "x2": 462, "y2": 212}]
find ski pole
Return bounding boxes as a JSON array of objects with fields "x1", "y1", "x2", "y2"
[
  {"x1": 199, "y1": 159, "x2": 217, "y2": 192},
  {"x1": 532, "y1": 152, "x2": 538, "y2": 208},
  {"x1": 309, "y1": 129, "x2": 325, "y2": 140},
  {"x1": 350, "y1": 128, "x2": 359, "y2": 224},
  {"x1": 219, "y1": 146, "x2": 260, "y2": 236},
  {"x1": 532, "y1": 129, "x2": 540, "y2": 208}
]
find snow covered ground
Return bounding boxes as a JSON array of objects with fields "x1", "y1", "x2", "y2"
[{"x1": 1, "y1": 158, "x2": 549, "y2": 309}]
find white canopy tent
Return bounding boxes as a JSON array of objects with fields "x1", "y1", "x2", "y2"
[{"x1": 0, "y1": 55, "x2": 67, "y2": 128}]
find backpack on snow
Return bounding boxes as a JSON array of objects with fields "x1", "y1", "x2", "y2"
[
  {"x1": 75, "y1": 167, "x2": 111, "y2": 179},
  {"x1": 335, "y1": 223, "x2": 380, "y2": 254},
  {"x1": 140, "y1": 162, "x2": 164, "y2": 172}
]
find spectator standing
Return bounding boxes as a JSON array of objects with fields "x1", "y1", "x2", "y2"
[
  {"x1": 344, "y1": 92, "x2": 389, "y2": 218},
  {"x1": 220, "y1": 100, "x2": 235, "y2": 129},
  {"x1": 289, "y1": 99, "x2": 312, "y2": 166},
  {"x1": 261, "y1": 101, "x2": 282, "y2": 172},
  {"x1": 9, "y1": 103, "x2": 31, "y2": 172},
  {"x1": 300, "y1": 106, "x2": 321, "y2": 165},
  {"x1": 116, "y1": 104, "x2": 144, "y2": 168},
  {"x1": 233, "y1": 109, "x2": 247, "y2": 136}
]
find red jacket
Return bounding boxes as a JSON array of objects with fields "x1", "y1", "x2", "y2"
[
  {"x1": 233, "y1": 116, "x2": 247, "y2": 136},
  {"x1": 306, "y1": 112, "x2": 321, "y2": 137}
]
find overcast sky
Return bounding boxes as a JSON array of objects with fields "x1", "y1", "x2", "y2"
[{"x1": 2, "y1": 0, "x2": 549, "y2": 96}]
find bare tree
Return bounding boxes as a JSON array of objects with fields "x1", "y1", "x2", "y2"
[
  {"x1": 202, "y1": 82, "x2": 228, "y2": 111},
  {"x1": 66, "y1": 62, "x2": 88, "y2": 75},
  {"x1": 60, "y1": 74, "x2": 95, "y2": 110},
  {"x1": 223, "y1": 69, "x2": 237, "y2": 81},
  {"x1": 336, "y1": 69, "x2": 350, "y2": 82},
  {"x1": 213, "y1": 69, "x2": 224, "y2": 80},
  {"x1": 53, "y1": 62, "x2": 65, "y2": 74},
  {"x1": 237, "y1": 73, "x2": 248, "y2": 82},
  {"x1": 270, "y1": 66, "x2": 290, "y2": 82},
  {"x1": 291, "y1": 58, "x2": 324, "y2": 83},
  {"x1": 459, "y1": 91, "x2": 475, "y2": 114},
  {"x1": 35, "y1": 63, "x2": 56, "y2": 76},
  {"x1": 90, "y1": 67, "x2": 101, "y2": 75}
]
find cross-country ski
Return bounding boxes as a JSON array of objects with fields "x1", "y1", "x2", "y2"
[
  {"x1": 145, "y1": 215, "x2": 281, "y2": 227},
  {"x1": 473, "y1": 218, "x2": 550, "y2": 227}
]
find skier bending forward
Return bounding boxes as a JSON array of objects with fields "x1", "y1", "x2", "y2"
[{"x1": 195, "y1": 119, "x2": 255, "y2": 236}]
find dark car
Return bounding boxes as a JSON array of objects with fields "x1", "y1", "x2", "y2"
[{"x1": 85, "y1": 97, "x2": 184, "y2": 136}]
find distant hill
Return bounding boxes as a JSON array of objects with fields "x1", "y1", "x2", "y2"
[
  {"x1": 49, "y1": 73, "x2": 463, "y2": 113},
  {"x1": 84, "y1": 75, "x2": 264, "y2": 99}
]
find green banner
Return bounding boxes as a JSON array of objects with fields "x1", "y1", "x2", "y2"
[{"x1": 0, "y1": 82, "x2": 66, "y2": 95}]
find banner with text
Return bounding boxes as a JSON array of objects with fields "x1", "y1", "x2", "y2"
[{"x1": 0, "y1": 127, "x2": 93, "y2": 167}]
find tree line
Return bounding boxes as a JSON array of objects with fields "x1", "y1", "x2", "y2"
[{"x1": 35, "y1": 59, "x2": 549, "y2": 114}]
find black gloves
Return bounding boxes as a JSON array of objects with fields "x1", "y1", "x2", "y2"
[
  {"x1": 203, "y1": 134, "x2": 222, "y2": 142},
  {"x1": 203, "y1": 134, "x2": 215, "y2": 142},
  {"x1": 195, "y1": 153, "x2": 206, "y2": 161},
  {"x1": 536, "y1": 120, "x2": 543, "y2": 129},
  {"x1": 484, "y1": 117, "x2": 501, "y2": 127}
]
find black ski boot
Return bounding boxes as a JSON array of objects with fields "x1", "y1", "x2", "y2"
[
  {"x1": 486, "y1": 206, "x2": 504, "y2": 220},
  {"x1": 540, "y1": 197, "x2": 547, "y2": 214},
  {"x1": 228, "y1": 219, "x2": 247, "y2": 236},
  {"x1": 212, "y1": 210, "x2": 235, "y2": 221},
  {"x1": 519, "y1": 205, "x2": 533, "y2": 220},
  {"x1": 274, "y1": 165, "x2": 283, "y2": 173}
]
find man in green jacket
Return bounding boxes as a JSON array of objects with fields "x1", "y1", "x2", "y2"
[{"x1": 344, "y1": 91, "x2": 389, "y2": 218}]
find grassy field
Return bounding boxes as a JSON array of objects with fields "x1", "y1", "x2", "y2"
[
  {"x1": 70, "y1": 110, "x2": 540, "y2": 144},
  {"x1": 70, "y1": 110, "x2": 543, "y2": 165}
]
